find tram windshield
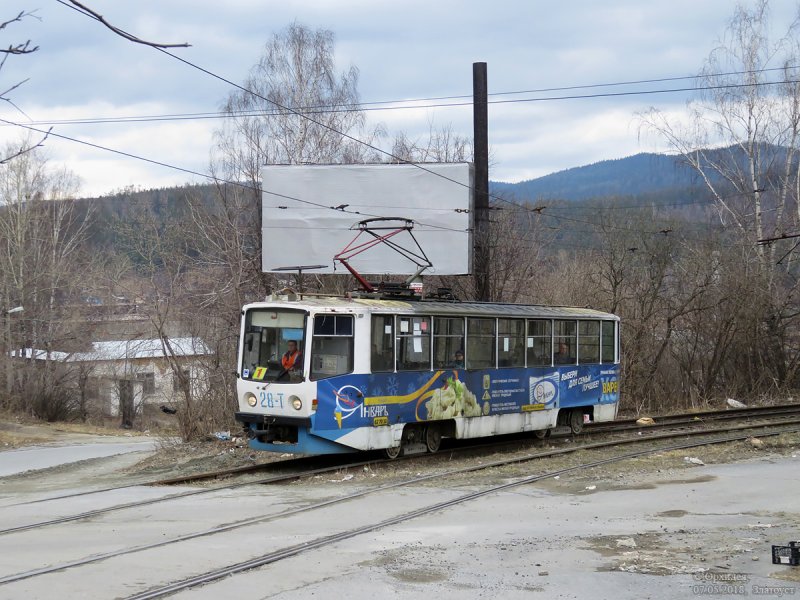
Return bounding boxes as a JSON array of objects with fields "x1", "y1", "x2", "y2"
[{"x1": 241, "y1": 308, "x2": 307, "y2": 383}]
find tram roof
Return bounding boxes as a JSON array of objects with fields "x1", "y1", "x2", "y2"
[{"x1": 245, "y1": 296, "x2": 619, "y2": 320}]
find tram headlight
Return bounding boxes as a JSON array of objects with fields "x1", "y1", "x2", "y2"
[
  {"x1": 245, "y1": 392, "x2": 257, "y2": 407},
  {"x1": 290, "y1": 395, "x2": 302, "y2": 411}
]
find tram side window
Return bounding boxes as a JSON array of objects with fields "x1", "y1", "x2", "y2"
[
  {"x1": 553, "y1": 320, "x2": 577, "y2": 365},
  {"x1": 433, "y1": 317, "x2": 465, "y2": 369},
  {"x1": 578, "y1": 320, "x2": 600, "y2": 364},
  {"x1": 467, "y1": 318, "x2": 496, "y2": 369},
  {"x1": 527, "y1": 319, "x2": 552, "y2": 366},
  {"x1": 310, "y1": 314, "x2": 354, "y2": 380},
  {"x1": 371, "y1": 315, "x2": 394, "y2": 372},
  {"x1": 498, "y1": 319, "x2": 525, "y2": 368},
  {"x1": 396, "y1": 316, "x2": 431, "y2": 371},
  {"x1": 601, "y1": 320, "x2": 616, "y2": 363}
]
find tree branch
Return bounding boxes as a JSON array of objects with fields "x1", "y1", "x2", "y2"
[
  {"x1": 0, "y1": 11, "x2": 40, "y2": 73},
  {"x1": 0, "y1": 77, "x2": 30, "y2": 99},
  {"x1": 0, "y1": 128, "x2": 51, "y2": 164},
  {"x1": 0, "y1": 10, "x2": 39, "y2": 33},
  {"x1": 64, "y1": 1, "x2": 190, "y2": 48},
  {"x1": 0, "y1": 11, "x2": 39, "y2": 57},
  {"x1": 0, "y1": 40, "x2": 38, "y2": 56}
]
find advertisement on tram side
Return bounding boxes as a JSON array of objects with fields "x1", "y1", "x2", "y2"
[{"x1": 312, "y1": 364, "x2": 619, "y2": 432}]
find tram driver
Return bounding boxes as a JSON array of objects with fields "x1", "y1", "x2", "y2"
[{"x1": 281, "y1": 340, "x2": 303, "y2": 379}]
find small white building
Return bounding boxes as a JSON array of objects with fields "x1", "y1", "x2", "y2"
[{"x1": 15, "y1": 337, "x2": 213, "y2": 417}]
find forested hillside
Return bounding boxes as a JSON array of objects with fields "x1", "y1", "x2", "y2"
[{"x1": 491, "y1": 152, "x2": 724, "y2": 203}]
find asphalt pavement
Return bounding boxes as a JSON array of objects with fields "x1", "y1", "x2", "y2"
[{"x1": 0, "y1": 437, "x2": 158, "y2": 477}]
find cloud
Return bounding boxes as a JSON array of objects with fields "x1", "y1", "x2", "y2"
[{"x1": 2, "y1": 0, "x2": 797, "y2": 195}]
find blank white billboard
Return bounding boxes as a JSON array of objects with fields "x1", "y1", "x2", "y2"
[{"x1": 262, "y1": 163, "x2": 473, "y2": 275}]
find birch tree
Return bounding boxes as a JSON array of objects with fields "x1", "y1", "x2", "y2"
[
  {"x1": 0, "y1": 139, "x2": 90, "y2": 414},
  {"x1": 641, "y1": 0, "x2": 800, "y2": 393},
  {"x1": 180, "y1": 24, "x2": 388, "y2": 420},
  {"x1": 391, "y1": 122, "x2": 473, "y2": 164},
  {"x1": 213, "y1": 22, "x2": 383, "y2": 185}
]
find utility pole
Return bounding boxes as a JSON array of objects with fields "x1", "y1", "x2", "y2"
[
  {"x1": 5, "y1": 306, "x2": 23, "y2": 396},
  {"x1": 472, "y1": 62, "x2": 490, "y2": 301}
]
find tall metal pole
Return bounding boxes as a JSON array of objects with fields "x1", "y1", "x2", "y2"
[
  {"x1": 472, "y1": 62, "x2": 490, "y2": 302},
  {"x1": 4, "y1": 313, "x2": 10, "y2": 397}
]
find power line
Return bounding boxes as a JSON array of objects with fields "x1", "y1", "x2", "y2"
[
  {"x1": 44, "y1": 1, "x2": 800, "y2": 240},
  {"x1": 0, "y1": 117, "x2": 469, "y2": 235},
  {"x1": 494, "y1": 198, "x2": 715, "y2": 213},
  {"x1": 24, "y1": 1, "x2": 800, "y2": 229},
  {"x1": 9, "y1": 76, "x2": 800, "y2": 129},
  {"x1": 2, "y1": 114, "x2": 768, "y2": 246},
  {"x1": 3, "y1": 115, "x2": 765, "y2": 245},
  {"x1": 489, "y1": 78, "x2": 800, "y2": 105},
  {"x1": 496, "y1": 182, "x2": 784, "y2": 214},
  {"x1": 7, "y1": 60, "x2": 800, "y2": 128},
  {"x1": 55, "y1": 0, "x2": 487, "y2": 203},
  {"x1": 146, "y1": 46, "x2": 513, "y2": 210},
  {"x1": 0, "y1": 113, "x2": 715, "y2": 241},
  {"x1": 487, "y1": 65, "x2": 800, "y2": 96}
]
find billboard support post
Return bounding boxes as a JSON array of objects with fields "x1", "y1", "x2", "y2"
[
  {"x1": 271, "y1": 265, "x2": 327, "y2": 299},
  {"x1": 473, "y1": 62, "x2": 490, "y2": 302}
]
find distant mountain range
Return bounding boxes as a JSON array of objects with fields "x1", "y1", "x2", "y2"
[
  {"x1": 74, "y1": 152, "x2": 725, "y2": 254},
  {"x1": 85, "y1": 151, "x2": 733, "y2": 231},
  {"x1": 489, "y1": 152, "x2": 708, "y2": 202}
]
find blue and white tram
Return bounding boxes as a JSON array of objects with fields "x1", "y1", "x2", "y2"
[{"x1": 235, "y1": 295, "x2": 620, "y2": 456}]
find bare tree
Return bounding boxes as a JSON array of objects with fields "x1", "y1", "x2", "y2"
[
  {"x1": 0, "y1": 138, "x2": 92, "y2": 414},
  {"x1": 391, "y1": 121, "x2": 473, "y2": 164},
  {"x1": 214, "y1": 22, "x2": 384, "y2": 186},
  {"x1": 169, "y1": 24, "x2": 391, "y2": 427},
  {"x1": 113, "y1": 201, "x2": 197, "y2": 435},
  {"x1": 431, "y1": 200, "x2": 553, "y2": 303},
  {"x1": 642, "y1": 1, "x2": 800, "y2": 266},
  {"x1": 201, "y1": 22, "x2": 389, "y2": 303},
  {"x1": 0, "y1": 11, "x2": 49, "y2": 162},
  {"x1": 640, "y1": 0, "x2": 800, "y2": 398}
]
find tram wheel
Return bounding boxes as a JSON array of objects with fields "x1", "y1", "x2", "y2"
[
  {"x1": 568, "y1": 410, "x2": 585, "y2": 435},
  {"x1": 424, "y1": 425, "x2": 442, "y2": 453},
  {"x1": 533, "y1": 429, "x2": 549, "y2": 440},
  {"x1": 384, "y1": 444, "x2": 403, "y2": 459}
]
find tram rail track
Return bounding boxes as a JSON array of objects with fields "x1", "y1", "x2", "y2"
[
  {"x1": 2, "y1": 403, "x2": 799, "y2": 538},
  {"x1": 588, "y1": 402, "x2": 800, "y2": 432},
  {"x1": 14, "y1": 403, "x2": 799, "y2": 503},
  {"x1": 149, "y1": 402, "x2": 800, "y2": 485},
  {"x1": 1, "y1": 418, "x2": 798, "y2": 592},
  {"x1": 8, "y1": 403, "x2": 798, "y2": 505},
  {"x1": 126, "y1": 422, "x2": 800, "y2": 599}
]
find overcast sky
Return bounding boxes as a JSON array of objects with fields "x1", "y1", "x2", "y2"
[{"x1": 2, "y1": 0, "x2": 798, "y2": 196}]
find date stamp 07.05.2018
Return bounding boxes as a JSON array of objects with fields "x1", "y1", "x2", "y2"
[{"x1": 692, "y1": 572, "x2": 796, "y2": 596}]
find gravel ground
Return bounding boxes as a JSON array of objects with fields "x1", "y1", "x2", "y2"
[
  {"x1": 3, "y1": 416, "x2": 799, "y2": 489},
  {"x1": 1, "y1": 419, "x2": 799, "y2": 598}
]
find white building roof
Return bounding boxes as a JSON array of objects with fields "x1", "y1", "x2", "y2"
[{"x1": 12, "y1": 337, "x2": 212, "y2": 363}]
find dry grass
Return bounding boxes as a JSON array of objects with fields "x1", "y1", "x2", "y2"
[
  {"x1": 0, "y1": 429, "x2": 48, "y2": 448},
  {"x1": 0, "y1": 413, "x2": 154, "y2": 449}
]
